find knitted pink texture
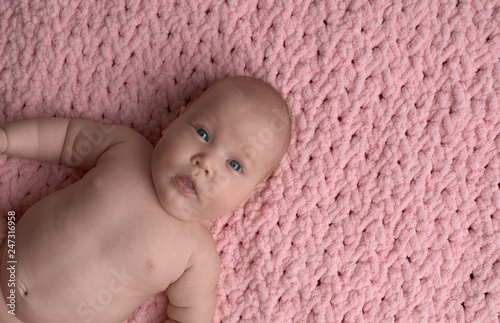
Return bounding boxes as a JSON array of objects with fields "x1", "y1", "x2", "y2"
[{"x1": 1, "y1": 1, "x2": 499, "y2": 322}]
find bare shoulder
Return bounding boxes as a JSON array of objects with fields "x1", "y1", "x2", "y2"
[
  {"x1": 95, "y1": 124, "x2": 153, "y2": 161},
  {"x1": 165, "y1": 225, "x2": 220, "y2": 322},
  {"x1": 77, "y1": 127, "x2": 155, "y2": 195},
  {"x1": 61, "y1": 119, "x2": 154, "y2": 170},
  {"x1": 169, "y1": 224, "x2": 220, "y2": 288},
  {"x1": 189, "y1": 226, "x2": 220, "y2": 270},
  {"x1": 86, "y1": 124, "x2": 154, "y2": 173}
]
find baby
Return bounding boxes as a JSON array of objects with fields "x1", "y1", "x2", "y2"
[{"x1": 0, "y1": 76, "x2": 291, "y2": 323}]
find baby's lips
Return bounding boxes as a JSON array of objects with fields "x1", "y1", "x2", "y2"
[
  {"x1": 187, "y1": 175, "x2": 197, "y2": 192},
  {"x1": 174, "y1": 174, "x2": 197, "y2": 194}
]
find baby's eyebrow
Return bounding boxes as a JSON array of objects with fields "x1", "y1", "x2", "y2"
[{"x1": 198, "y1": 114, "x2": 217, "y2": 127}]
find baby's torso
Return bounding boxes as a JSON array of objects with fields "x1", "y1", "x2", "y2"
[{"x1": 1, "y1": 164, "x2": 213, "y2": 323}]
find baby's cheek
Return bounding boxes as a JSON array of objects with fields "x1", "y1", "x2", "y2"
[{"x1": 202, "y1": 183, "x2": 223, "y2": 199}]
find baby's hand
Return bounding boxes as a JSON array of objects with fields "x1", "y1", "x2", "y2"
[{"x1": 0, "y1": 127, "x2": 6, "y2": 154}]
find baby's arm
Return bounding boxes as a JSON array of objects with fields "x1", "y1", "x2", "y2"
[
  {"x1": 0, "y1": 117, "x2": 140, "y2": 170},
  {"x1": 166, "y1": 247, "x2": 220, "y2": 323},
  {"x1": 0, "y1": 117, "x2": 70, "y2": 162}
]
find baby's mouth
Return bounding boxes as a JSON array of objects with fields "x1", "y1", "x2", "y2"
[{"x1": 174, "y1": 175, "x2": 197, "y2": 195}]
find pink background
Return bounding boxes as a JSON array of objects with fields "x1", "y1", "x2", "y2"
[{"x1": 0, "y1": 0, "x2": 499, "y2": 322}]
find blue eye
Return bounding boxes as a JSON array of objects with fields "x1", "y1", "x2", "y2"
[
  {"x1": 228, "y1": 160, "x2": 241, "y2": 172},
  {"x1": 196, "y1": 128, "x2": 208, "y2": 141}
]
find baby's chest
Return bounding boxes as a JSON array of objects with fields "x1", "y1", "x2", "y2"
[{"x1": 109, "y1": 218, "x2": 197, "y2": 289}]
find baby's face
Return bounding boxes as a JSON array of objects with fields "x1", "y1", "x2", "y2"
[{"x1": 151, "y1": 82, "x2": 285, "y2": 221}]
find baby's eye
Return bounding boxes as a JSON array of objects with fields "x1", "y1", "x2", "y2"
[
  {"x1": 227, "y1": 160, "x2": 242, "y2": 172},
  {"x1": 196, "y1": 128, "x2": 208, "y2": 141}
]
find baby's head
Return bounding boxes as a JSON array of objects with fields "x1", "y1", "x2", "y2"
[{"x1": 151, "y1": 76, "x2": 291, "y2": 221}]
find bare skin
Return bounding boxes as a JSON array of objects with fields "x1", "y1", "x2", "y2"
[{"x1": 0, "y1": 77, "x2": 290, "y2": 323}]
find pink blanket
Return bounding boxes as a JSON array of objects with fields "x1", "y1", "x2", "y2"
[{"x1": 1, "y1": 0, "x2": 499, "y2": 322}]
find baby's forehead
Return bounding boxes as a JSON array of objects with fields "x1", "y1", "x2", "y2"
[
  {"x1": 188, "y1": 80, "x2": 289, "y2": 148},
  {"x1": 207, "y1": 108, "x2": 278, "y2": 138}
]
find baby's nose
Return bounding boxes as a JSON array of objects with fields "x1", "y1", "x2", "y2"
[{"x1": 192, "y1": 153, "x2": 217, "y2": 175}]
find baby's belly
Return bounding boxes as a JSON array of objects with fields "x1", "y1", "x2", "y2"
[{"x1": 0, "y1": 208, "x2": 159, "y2": 323}]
